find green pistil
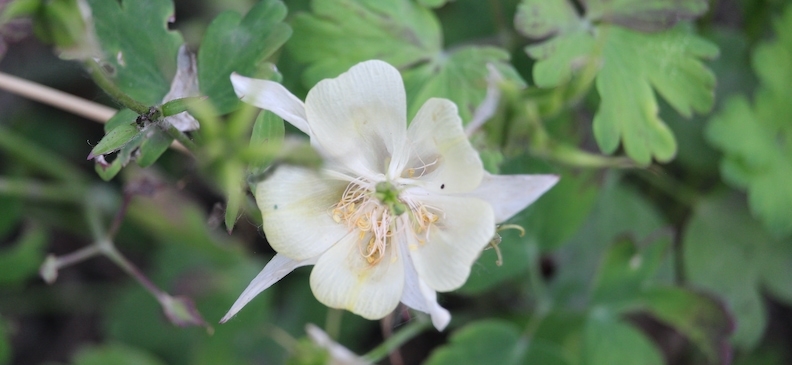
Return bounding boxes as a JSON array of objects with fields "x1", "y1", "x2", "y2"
[{"x1": 375, "y1": 181, "x2": 407, "y2": 216}]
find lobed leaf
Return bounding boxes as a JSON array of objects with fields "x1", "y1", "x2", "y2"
[
  {"x1": 404, "y1": 46, "x2": 525, "y2": 123},
  {"x1": 86, "y1": 0, "x2": 183, "y2": 105},
  {"x1": 519, "y1": 0, "x2": 718, "y2": 165},
  {"x1": 198, "y1": 0, "x2": 291, "y2": 115},
  {"x1": 289, "y1": 0, "x2": 441, "y2": 86},
  {"x1": 683, "y1": 193, "x2": 792, "y2": 350},
  {"x1": 706, "y1": 6, "x2": 792, "y2": 236}
]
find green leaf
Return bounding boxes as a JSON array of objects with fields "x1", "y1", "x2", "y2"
[
  {"x1": 515, "y1": 0, "x2": 580, "y2": 39},
  {"x1": 590, "y1": 235, "x2": 671, "y2": 305},
  {"x1": 706, "y1": 7, "x2": 792, "y2": 236},
  {"x1": 291, "y1": 0, "x2": 522, "y2": 123},
  {"x1": 632, "y1": 287, "x2": 733, "y2": 363},
  {"x1": 72, "y1": 343, "x2": 167, "y2": 365},
  {"x1": 585, "y1": 0, "x2": 709, "y2": 32},
  {"x1": 0, "y1": 225, "x2": 47, "y2": 286},
  {"x1": 551, "y1": 174, "x2": 668, "y2": 306},
  {"x1": 0, "y1": 315, "x2": 9, "y2": 365},
  {"x1": 682, "y1": 193, "x2": 792, "y2": 350},
  {"x1": 87, "y1": 0, "x2": 183, "y2": 105},
  {"x1": 519, "y1": 0, "x2": 718, "y2": 165},
  {"x1": 136, "y1": 126, "x2": 173, "y2": 168},
  {"x1": 424, "y1": 320, "x2": 528, "y2": 365},
  {"x1": 582, "y1": 314, "x2": 664, "y2": 365},
  {"x1": 417, "y1": 0, "x2": 448, "y2": 9},
  {"x1": 198, "y1": 0, "x2": 291, "y2": 115},
  {"x1": 289, "y1": 0, "x2": 441, "y2": 86},
  {"x1": 248, "y1": 110, "x2": 285, "y2": 175},
  {"x1": 592, "y1": 26, "x2": 718, "y2": 165},
  {"x1": 88, "y1": 122, "x2": 138, "y2": 159},
  {"x1": 404, "y1": 46, "x2": 525, "y2": 123},
  {"x1": 105, "y1": 108, "x2": 138, "y2": 132}
]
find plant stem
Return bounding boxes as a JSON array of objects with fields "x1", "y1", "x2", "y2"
[
  {"x1": 85, "y1": 59, "x2": 148, "y2": 114},
  {"x1": 0, "y1": 126, "x2": 87, "y2": 182},
  {"x1": 324, "y1": 308, "x2": 343, "y2": 340},
  {"x1": 162, "y1": 123, "x2": 197, "y2": 153},
  {"x1": 0, "y1": 178, "x2": 85, "y2": 202},
  {"x1": 363, "y1": 316, "x2": 431, "y2": 363},
  {"x1": 0, "y1": 72, "x2": 117, "y2": 122}
]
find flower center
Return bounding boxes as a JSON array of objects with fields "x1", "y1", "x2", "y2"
[
  {"x1": 331, "y1": 180, "x2": 444, "y2": 265},
  {"x1": 331, "y1": 181, "x2": 395, "y2": 265}
]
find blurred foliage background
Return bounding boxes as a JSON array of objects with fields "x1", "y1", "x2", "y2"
[{"x1": 1, "y1": 0, "x2": 791, "y2": 364}]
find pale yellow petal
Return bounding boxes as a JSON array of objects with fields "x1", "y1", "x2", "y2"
[
  {"x1": 305, "y1": 60, "x2": 407, "y2": 177},
  {"x1": 310, "y1": 231, "x2": 405, "y2": 320},
  {"x1": 256, "y1": 166, "x2": 349, "y2": 260},
  {"x1": 407, "y1": 195, "x2": 495, "y2": 292},
  {"x1": 399, "y1": 98, "x2": 483, "y2": 194}
]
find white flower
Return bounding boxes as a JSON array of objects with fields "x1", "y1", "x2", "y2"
[
  {"x1": 304, "y1": 324, "x2": 370, "y2": 365},
  {"x1": 220, "y1": 60, "x2": 558, "y2": 330}
]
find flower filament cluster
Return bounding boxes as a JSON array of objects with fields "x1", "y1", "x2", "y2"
[{"x1": 331, "y1": 179, "x2": 443, "y2": 265}]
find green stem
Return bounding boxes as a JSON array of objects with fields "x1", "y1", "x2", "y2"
[
  {"x1": 633, "y1": 169, "x2": 701, "y2": 207},
  {"x1": 0, "y1": 177, "x2": 85, "y2": 202},
  {"x1": 85, "y1": 59, "x2": 148, "y2": 114},
  {"x1": 324, "y1": 308, "x2": 343, "y2": 340},
  {"x1": 363, "y1": 316, "x2": 431, "y2": 363},
  {"x1": 0, "y1": 126, "x2": 86, "y2": 182},
  {"x1": 162, "y1": 123, "x2": 197, "y2": 153}
]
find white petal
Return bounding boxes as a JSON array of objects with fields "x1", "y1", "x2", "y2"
[
  {"x1": 399, "y1": 243, "x2": 451, "y2": 331},
  {"x1": 256, "y1": 166, "x2": 349, "y2": 260},
  {"x1": 398, "y1": 98, "x2": 484, "y2": 194},
  {"x1": 220, "y1": 254, "x2": 317, "y2": 323},
  {"x1": 406, "y1": 194, "x2": 495, "y2": 292},
  {"x1": 305, "y1": 324, "x2": 370, "y2": 365},
  {"x1": 230, "y1": 73, "x2": 311, "y2": 136},
  {"x1": 467, "y1": 173, "x2": 559, "y2": 223},
  {"x1": 163, "y1": 45, "x2": 200, "y2": 131},
  {"x1": 305, "y1": 60, "x2": 407, "y2": 177},
  {"x1": 310, "y1": 231, "x2": 404, "y2": 320}
]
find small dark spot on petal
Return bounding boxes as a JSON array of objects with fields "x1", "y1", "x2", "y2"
[
  {"x1": 440, "y1": 183, "x2": 445, "y2": 189},
  {"x1": 273, "y1": 204, "x2": 278, "y2": 210}
]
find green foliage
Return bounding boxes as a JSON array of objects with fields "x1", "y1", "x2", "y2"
[
  {"x1": 0, "y1": 225, "x2": 47, "y2": 286},
  {"x1": 518, "y1": 0, "x2": 718, "y2": 165},
  {"x1": 289, "y1": 0, "x2": 441, "y2": 86},
  {"x1": 424, "y1": 320, "x2": 532, "y2": 365},
  {"x1": 582, "y1": 314, "x2": 664, "y2": 365},
  {"x1": 198, "y1": 0, "x2": 291, "y2": 114},
  {"x1": 87, "y1": 0, "x2": 183, "y2": 105},
  {"x1": 0, "y1": 315, "x2": 8, "y2": 365},
  {"x1": 290, "y1": 0, "x2": 523, "y2": 122},
  {"x1": 706, "y1": 5, "x2": 792, "y2": 236},
  {"x1": 72, "y1": 343, "x2": 167, "y2": 365},
  {"x1": 683, "y1": 193, "x2": 792, "y2": 350},
  {"x1": 4, "y1": 0, "x2": 792, "y2": 363}
]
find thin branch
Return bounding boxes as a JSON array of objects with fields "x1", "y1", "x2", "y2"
[{"x1": 0, "y1": 71, "x2": 116, "y2": 122}]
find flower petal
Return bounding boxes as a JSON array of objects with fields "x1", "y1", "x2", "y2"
[
  {"x1": 305, "y1": 60, "x2": 407, "y2": 177},
  {"x1": 406, "y1": 194, "x2": 495, "y2": 292},
  {"x1": 399, "y1": 242, "x2": 451, "y2": 331},
  {"x1": 310, "y1": 231, "x2": 405, "y2": 320},
  {"x1": 305, "y1": 324, "x2": 369, "y2": 365},
  {"x1": 467, "y1": 172, "x2": 559, "y2": 223},
  {"x1": 230, "y1": 73, "x2": 311, "y2": 136},
  {"x1": 257, "y1": 166, "x2": 349, "y2": 260},
  {"x1": 220, "y1": 254, "x2": 317, "y2": 323},
  {"x1": 399, "y1": 98, "x2": 484, "y2": 194}
]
